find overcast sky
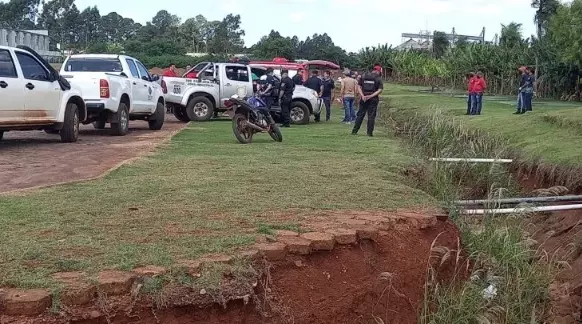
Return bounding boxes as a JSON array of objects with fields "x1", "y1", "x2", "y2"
[{"x1": 71, "y1": 0, "x2": 538, "y2": 51}]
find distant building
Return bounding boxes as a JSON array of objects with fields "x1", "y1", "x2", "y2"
[
  {"x1": 0, "y1": 28, "x2": 63, "y2": 61},
  {"x1": 396, "y1": 28, "x2": 486, "y2": 51}
]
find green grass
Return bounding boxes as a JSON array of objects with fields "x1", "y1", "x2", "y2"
[
  {"x1": 385, "y1": 84, "x2": 582, "y2": 166},
  {"x1": 0, "y1": 109, "x2": 433, "y2": 289}
]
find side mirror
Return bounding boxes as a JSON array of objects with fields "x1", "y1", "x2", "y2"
[
  {"x1": 141, "y1": 75, "x2": 150, "y2": 81},
  {"x1": 151, "y1": 74, "x2": 159, "y2": 81}
]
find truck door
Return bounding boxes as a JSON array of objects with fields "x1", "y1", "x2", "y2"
[
  {"x1": 123, "y1": 58, "x2": 144, "y2": 112},
  {"x1": 135, "y1": 60, "x2": 156, "y2": 113},
  {"x1": 220, "y1": 64, "x2": 253, "y2": 106},
  {"x1": 0, "y1": 48, "x2": 25, "y2": 124},
  {"x1": 14, "y1": 50, "x2": 61, "y2": 122}
]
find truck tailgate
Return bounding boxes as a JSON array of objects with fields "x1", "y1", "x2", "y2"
[{"x1": 59, "y1": 72, "x2": 113, "y2": 100}]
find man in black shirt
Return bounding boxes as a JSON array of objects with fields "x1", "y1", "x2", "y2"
[
  {"x1": 321, "y1": 70, "x2": 335, "y2": 121},
  {"x1": 261, "y1": 68, "x2": 277, "y2": 109},
  {"x1": 292, "y1": 68, "x2": 304, "y2": 85},
  {"x1": 279, "y1": 70, "x2": 295, "y2": 127},
  {"x1": 304, "y1": 70, "x2": 323, "y2": 121},
  {"x1": 352, "y1": 64, "x2": 383, "y2": 137}
]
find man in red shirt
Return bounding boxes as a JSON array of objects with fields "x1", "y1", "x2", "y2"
[
  {"x1": 466, "y1": 72, "x2": 475, "y2": 115},
  {"x1": 470, "y1": 71, "x2": 487, "y2": 115},
  {"x1": 163, "y1": 63, "x2": 177, "y2": 77}
]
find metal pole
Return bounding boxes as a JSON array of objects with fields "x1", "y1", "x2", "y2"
[
  {"x1": 462, "y1": 204, "x2": 582, "y2": 215},
  {"x1": 456, "y1": 195, "x2": 582, "y2": 206},
  {"x1": 429, "y1": 158, "x2": 513, "y2": 163}
]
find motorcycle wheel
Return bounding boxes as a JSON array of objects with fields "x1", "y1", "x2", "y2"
[
  {"x1": 232, "y1": 113, "x2": 253, "y2": 144},
  {"x1": 268, "y1": 124, "x2": 283, "y2": 142}
]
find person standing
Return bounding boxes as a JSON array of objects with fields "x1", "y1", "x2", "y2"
[
  {"x1": 340, "y1": 70, "x2": 357, "y2": 124},
  {"x1": 465, "y1": 72, "x2": 475, "y2": 115},
  {"x1": 163, "y1": 63, "x2": 178, "y2": 77},
  {"x1": 516, "y1": 67, "x2": 536, "y2": 114},
  {"x1": 279, "y1": 70, "x2": 295, "y2": 127},
  {"x1": 261, "y1": 68, "x2": 277, "y2": 110},
  {"x1": 470, "y1": 71, "x2": 487, "y2": 115},
  {"x1": 321, "y1": 71, "x2": 335, "y2": 121},
  {"x1": 352, "y1": 64, "x2": 383, "y2": 137},
  {"x1": 305, "y1": 70, "x2": 324, "y2": 122},
  {"x1": 292, "y1": 69, "x2": 304, "y2": 85}
]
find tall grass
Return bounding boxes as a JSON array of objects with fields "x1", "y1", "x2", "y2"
[{"x1": 380, "y1": 102, "x2": 564, "y2": 323}]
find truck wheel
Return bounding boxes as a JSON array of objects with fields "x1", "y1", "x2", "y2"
[
  {"x1": 111, "y1": 103, "x2": 129, "y2": 136},
  {"x1": 173, "y1": 106, "x2": 190, "y2": 122},
  {"x1": 148, "y1": 102, "x2": 165, "y2": 130},
  {"x1": 290, "y1": 101, "x2": 310, "y2": 125},
  {"x1": 60, "y1": 102, "x2": 79, "y2": 143},
  {"x1": 93, "y1": 121, "x2": 106, "y2": 129},
  {"x1": 186, "y1": 96, "x2": 214, "y2": 121}
]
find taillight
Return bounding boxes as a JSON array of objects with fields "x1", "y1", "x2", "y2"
[
  {"x1": 99, "y1": 79, "x2": 109, "y2": 98},
  {"x1": 161, "y1": 80, "x2": 167, "y2": 94}
]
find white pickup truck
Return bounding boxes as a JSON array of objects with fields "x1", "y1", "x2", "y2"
[
  {"x1": 164, "y1": 62, "x2": 321, "y2": 124},
  {"x1": 0, "y1": 45, "x2": 86, "y2": 142},
  {"x1": 60, "y1": 54, "x2": 166, "y2": 136}
]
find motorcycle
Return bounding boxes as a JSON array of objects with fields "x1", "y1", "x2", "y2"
[{"x1": 225, "y1": 94, "x2": 283, "y2": 144}]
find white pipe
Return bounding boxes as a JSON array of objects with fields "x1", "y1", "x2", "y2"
[
  {"x1": 462, "y1": 204, "x2": 582, "y2": 215},
  {"x1": 456, "y1": 195, "x2": 582, "y2": 206},
  {"x1": 430, "y1": 158, "x2": 513, "y2": 163}
]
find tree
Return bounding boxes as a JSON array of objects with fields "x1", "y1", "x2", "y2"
[
  {"x1": 151, "y1": 10, "x2": 180, "y2": 38},
  {"x1": 532, "y1": 0, "x2": 560, "y2": 38},
  {"x1": 432, "y1": 31, "x2": 449, "y2": 58},
  {"x1": 500, "y1": 23, "x2": 524, "y2": 47},
  {"x1": 0, "y1": 0, "x2": 41, "y2": 29},
  {"x1": 38, "y1": 0, "x2": 79, "y2": 50},
  {"x1": 251, "y1": 30, "x2": 295, "y2": 59},
  {"x1": 207, "y1": 14, "x2": 244, "y2": 54},
  {"x1": 549, "y1": 0, "x2": 582, "y2": 68}
]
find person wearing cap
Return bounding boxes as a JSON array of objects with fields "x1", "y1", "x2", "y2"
[
  {"x1": 352, "y1": 64, "x2": 383, "y2": 136},
  {"x1": 292, "y1": 69, "x2": 304, "y2": 85},
  {"x1": 279, "y1": 70, "x2": 295, "y2": 127},
  {"x1": 260, "y1": 68, "x2": 277, "y2": 109}
]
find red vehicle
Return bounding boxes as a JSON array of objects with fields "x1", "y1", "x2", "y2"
[{"x1": 235, "y1": 57, "x2": 340, "y2": 82}]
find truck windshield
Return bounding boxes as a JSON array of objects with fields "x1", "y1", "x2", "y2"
[{"x1": 63, "y1": 58, "x2": 123, "y2": 72}]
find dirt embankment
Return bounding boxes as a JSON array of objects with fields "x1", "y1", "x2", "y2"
[{"x1": 1, "y1": 213, "x2": 460, "y2": 324}]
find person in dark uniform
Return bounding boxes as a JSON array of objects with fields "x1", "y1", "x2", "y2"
[
  {"x1": 261, "y1": 68, "x2": 277, "y2": 109},
  {"x1": 321, "y1": 70, "x2": 335, "y2": 121},
  {"x1": 304, "y1": 70, "x2": 323, "y2": 121},
  {"x1": 352, "y1": 64, "x2": 383, "y2": 137},
  {"x1": 279, "y1": 70, "x2": 295, "y2": 127},
  {"x1": 292, "y1": 69, "x2": 304, "y2": 85}
]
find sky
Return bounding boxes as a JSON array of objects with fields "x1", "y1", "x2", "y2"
[{"x1": 72, "y1": 0, "x2": 538, "y2": 52}]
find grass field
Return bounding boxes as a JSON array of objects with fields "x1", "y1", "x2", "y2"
[
  {"x1": 0, "y1": 110, "x2": 433, "y2": 289},
  {"x1": 386, "y1": 85, "x2": 582, "y2": 166}
]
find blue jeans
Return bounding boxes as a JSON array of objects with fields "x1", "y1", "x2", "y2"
[
  {"x1": 470, "y1": 93, "x2": 483, "y2": 115},
  {"x1": 517, "y1": 92, "x2": 523, "y2": 112},
  {"x1": 522, "y1": 92, "x2": 533, "y2": 112},
  {"x1": 342, "y1": 97, "x2": 355, "y2": 122},
  {"x1": 322, "y1": 97, "x2": 331, "y2": 120}
]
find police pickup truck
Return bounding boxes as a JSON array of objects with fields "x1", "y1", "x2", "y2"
[
  {"x1": 0, "y1": 45, "x2": 85, "y2": 142},
  {"x1": 60, "y1": 54, "x2": 166, "y2": 136},
  {"x1": 163, "y1": 62, "x2": 321, "y2": 124}
]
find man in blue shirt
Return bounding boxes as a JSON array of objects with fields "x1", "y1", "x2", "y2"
[
  {"x1": 320, "y1": 71, "x2": 335, "y2": 121},
  {"x1": 304, "y1": 70, "x2": 323, "y2": 122},
  {"x1": 515, "y1": 67, "x2": 535, "y2": 114}
]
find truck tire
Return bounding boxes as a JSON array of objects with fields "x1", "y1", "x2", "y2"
[
  {"x1": 111, "y1": 103, "x2": 129, "y2": 136},
  {"x1": 186, "y1": 96, "x2": 214, "y2": 121},
  {"x1": 148, "y1": 102, "x2": 165, "y2": 130},
  {"x1": 290, "y1": 101, "x2": 310, "y2": 125},
  {"x1": 93, "y1": 121, "x2": 106, "y2": 129},
  {"x1": 173, "y1": 106, "x2": 190, "y2": 122},
  {"x1": 60, "y1": 102, "x2": 80, "y2": 143}
]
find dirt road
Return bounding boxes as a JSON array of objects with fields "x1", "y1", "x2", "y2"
[{"x1": 0, "y1": 116, "x2": 187, "y2": 194}]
